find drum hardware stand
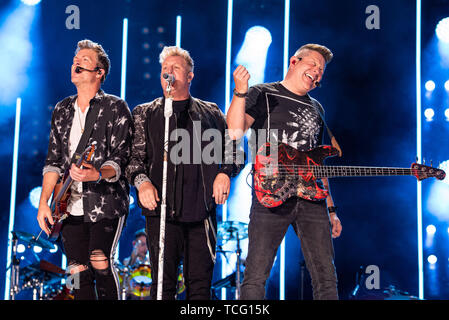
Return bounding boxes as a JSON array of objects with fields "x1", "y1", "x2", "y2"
[
  {"x1": 349, "y1": 265, "x2": 365, "y2": 299},
  {"x1": 157, "y1": 74, "x2": 173, "y2": 300},
  {"x1": 32, "y1": 279, "x2": 44, "y2": 300},
  {"x1": 235, "y1": 231, "x2": 242, "y2": 300},
  {"x1": 9, "y1": 232, "x2": 20, "y2": 300},
  {"x1": 121, "y1": 266, "x2": 130, "y2": 300}
]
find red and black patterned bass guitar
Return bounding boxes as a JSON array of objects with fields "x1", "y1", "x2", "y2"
[{"x1": 254, "y1": 143, "x2": 446, "y2": 208}]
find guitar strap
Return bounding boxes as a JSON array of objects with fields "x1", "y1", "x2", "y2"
[
  {"x1": 311, "y1": 99, "x2": 342, "y2": 157},
  {"x1": 70, "y1": 97, "x2": 102, "y2": 164}
]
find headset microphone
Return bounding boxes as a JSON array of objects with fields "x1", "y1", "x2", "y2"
[{"x1": 75, "y1": 66, "x2": 100, "y2": 74}]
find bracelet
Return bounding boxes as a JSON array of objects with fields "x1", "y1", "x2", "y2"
[
  {"x1": 95, "y1": 170, "x2": 102, "y2": 183},
  {"x1": 327, "y1": 206, "x2": 337, "y2": 213},
  {"x1": 233, "y1": 88, "x2": 248, "y2": 98}
]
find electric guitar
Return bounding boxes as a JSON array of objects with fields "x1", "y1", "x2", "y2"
[
  {"x1": 254, "y1": 142, "x2": 446, "y2": 208},
  {"x1": 47, "y1": 144, "x2": 96, "y2": 241}
]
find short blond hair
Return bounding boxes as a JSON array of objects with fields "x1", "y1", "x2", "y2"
[
  {"x1": 75, "y1": 39, "x2": 110, "y2": 83},
  {"x1": 159, "y1": 46, "x2": 194, "y2": 73},
  {"x1": 294, "y1": 43, "x2": 333, "y2": 64}
]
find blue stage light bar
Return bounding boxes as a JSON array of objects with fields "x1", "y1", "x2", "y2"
[
  {"x1": 416, "y1": 0, "x2": 424, "y2": 300},
  {"x1": 222, "y1": 0, "x2": 234, "y2": 300},
  {"x1": 280, "y1": 0, "x2": 290, "y2": 301},
  {"x1": 176, "y1": 15, "x2": 182, "y2": 47},
  {"x1": 120, "y1": 18, "x2": 128, "y2": 100},
  {"x1": 4, "y1": 97, "x2": 22, "y2": 300}
]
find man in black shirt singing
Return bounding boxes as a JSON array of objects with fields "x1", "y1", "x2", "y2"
[
  {"x1": 227, "y1": 43, "x2": 342, "y2": 300},
  {"x1": 126, "y1": 46, "x2": 243, "y2": 300}
]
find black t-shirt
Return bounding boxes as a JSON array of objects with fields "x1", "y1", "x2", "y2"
[
  {"x1": 245, "y1": 82, "x2": 324, "y2": 152},
  {"x1": 172, "y1": 98, "x2": 207, "y2": 222}
]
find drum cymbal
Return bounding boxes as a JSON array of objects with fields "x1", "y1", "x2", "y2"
[
  {"x1": 14, "y1": 231, "x2": 55, "y2": 250},
  {"x1": 217, "y1": 221, "x2": 248, "y2": 241}
]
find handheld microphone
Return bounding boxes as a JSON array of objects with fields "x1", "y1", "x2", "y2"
[
  {"x1": 162, "y1": 73, "x2": 175, "y2": 84},
  {"x1": 75, "y1": 66, "x2": 100, "y2": 74}
]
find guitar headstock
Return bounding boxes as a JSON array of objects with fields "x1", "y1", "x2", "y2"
[
  {"x1": 83, "y1": 143, "x2": 96, "y2": 162},
  {"x1": 411, "y1": 163, "x2": 446, "y2": 181},
  {"x1": 74, "y1": 143, "x2": 96, "y2": 167}
]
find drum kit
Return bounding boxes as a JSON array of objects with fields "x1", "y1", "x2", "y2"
[
  {"x1": 213, "y1": 220, "x2": 248, "y2": 300},
  {"x1": 7, "y1": 230, "x2": 72, "y2": 300},
  {"x1": 114, "y1": 220, "x2": 249, "y2": 300},
  {"x1": 115, "y1": 261, "x2": 185, "y2": 300},
  {"x1": 7, "y1": 220, "x2": 249, "y2": 300}
]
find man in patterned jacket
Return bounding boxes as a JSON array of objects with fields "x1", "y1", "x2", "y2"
[
  {"x1": 126, "y1": 46, "x2": 243, "y2": 300},
  {"x1": 37, "y1": 39, "x2": 133, "y2": 300}
]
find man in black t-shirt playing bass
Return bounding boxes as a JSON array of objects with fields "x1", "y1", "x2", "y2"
[{"x1": 227, "y1": 44, "x2": 342, "y2": 300}]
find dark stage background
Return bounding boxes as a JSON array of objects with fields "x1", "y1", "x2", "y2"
[{"x1": 1, "y1": 0, "x2": 448, "y2": 300}]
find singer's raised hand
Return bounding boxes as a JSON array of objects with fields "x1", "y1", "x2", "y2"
[{"x1": 233, "y1": 65, "x2": 250, "y2": 94}]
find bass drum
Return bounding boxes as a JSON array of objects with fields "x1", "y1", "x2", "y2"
[{"x1": 128, "y1": 264, "x2": 152, "y2": 298}]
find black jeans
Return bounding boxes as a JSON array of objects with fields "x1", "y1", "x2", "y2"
[
  {"x1": 60, "y1": 215, "x2": 125, "y2": 300},
  {"x1": 241, "y1": 197, "x2": 338, "y2": 300},
  {"x1": 146, "y1": 216, "x2": 216, "y2": 300}
]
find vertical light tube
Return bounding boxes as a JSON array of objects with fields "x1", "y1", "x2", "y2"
[
  {"x1": 225, "y1": 0, "x2": 234, "y2": 114},
  {"x1": 4, "y1": 97, "x2": 22, "y2": 300},
  {"x1": 283, "y1": 0, "x2": 290, "y2": 78},
  {"x1": 222, "y1": 0, "x2": 234, "y2": 300},
  {"x1": 279, "y1": 0, "x2": 290, "y2": 301},
  {"x1": 114, "y1": 17, "x2": 129, "y2": 263},
  {"x1": 120, "y1": 18, "x2": 129, "y2": 101},
  {"x1": 176, "y1": 15, "x2": 182, "y2": 47},
  {"x1": 416, "y1": 0, "x2": 424, "y2": 300}
]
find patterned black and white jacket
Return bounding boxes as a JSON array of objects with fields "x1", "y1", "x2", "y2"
[{"x1": 43, "y1": 89, "x2": 133, "y2": 222}]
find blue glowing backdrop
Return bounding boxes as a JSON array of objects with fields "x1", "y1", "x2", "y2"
[{"x1": 1, "y1": 0, "x2": 448, "y2": 300}]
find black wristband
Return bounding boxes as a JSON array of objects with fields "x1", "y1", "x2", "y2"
[
  {"x1": 233, "y1": 88, "x2": 248, "y2": 98},
  {"x1": 328, "y1": 206, "x2": 337, "y2": 213}
]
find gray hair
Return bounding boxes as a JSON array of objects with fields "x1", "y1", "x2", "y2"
[{"x1": 159, "y1": 46, "x2": 194, "y2": 73}]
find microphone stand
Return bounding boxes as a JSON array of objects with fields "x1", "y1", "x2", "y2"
[{"x1": 156, "y1": 81, "x2": 173, "y2": 300}]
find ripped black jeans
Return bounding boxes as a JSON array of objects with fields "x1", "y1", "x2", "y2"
[{"x1": 60, "y1": 215, "x2": 125, "y2": 300}]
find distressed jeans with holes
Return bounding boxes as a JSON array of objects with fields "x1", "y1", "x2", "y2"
[
  {"x1": 241, "y1": 197, "x2": 338, "y2": 300},
  {"x1": 61, "y1": 215, "x2": 123, "y2": 300}
]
